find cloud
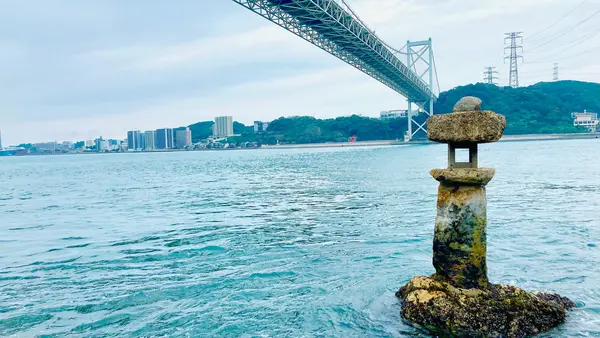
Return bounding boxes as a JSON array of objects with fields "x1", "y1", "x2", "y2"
[
  {"x1": 0, "y1": 0, "x2": 599, "y2": 145},
  {"x1": 0, "y1": 43, "x2": 23, "y2": 59},
  {"x1": 1, "y1": 66, "x2": 402, "y2": 144},
  {"x1": 76, "y1": 25, "x2": 317, "y2": 73}
]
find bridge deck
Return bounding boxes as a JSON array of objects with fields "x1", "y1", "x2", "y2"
[{"x1": 232, "y1": 0, "x2": 435, "y2": 104}]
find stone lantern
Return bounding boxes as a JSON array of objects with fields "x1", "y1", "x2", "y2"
[
  {"x1": 395, "y1": 96, "x2": 575, "y2": 338},
  {"x1": 427, "y1": 96, "x2": 504, "y2": 288}
]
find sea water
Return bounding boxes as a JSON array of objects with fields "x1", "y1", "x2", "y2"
[{"x1": 1, "y1": 139, "x2": 599, "y2": 337}]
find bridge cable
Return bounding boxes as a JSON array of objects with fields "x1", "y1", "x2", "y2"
[
  {"x1": 433, "y1": 53, "x2": 441, "y2": 95},
  {"x1": 339, "y1": 0, "x2": 407, "y2": 55}
]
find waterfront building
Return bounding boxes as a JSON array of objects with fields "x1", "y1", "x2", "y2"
[
  {"x1": 60, "y1": 141, "x2": 74, "y2": 150},
  {"x1": 95, "y1": 137, "x2": 109, "y2": 152},
  {"x1": 173, "y1": 127, "x2": 187, "y2": 148},
  {"x1": 167, "y1": 128, "x2": 174, "y2": 149},
  {"x1": 380, "y1": 110, "x2": 408, "y2": 119},
  {"x1": 214, "y1": 116, "x2": 234, "y2": 138},
  {"x1": 175, "y1": 127, "x2": 192, "y2": 149},
  {"x1": 572, "y1": 110, "x2": 598, "y2": 131},
  {"x1": 139, "y1": 132, "x2": 147, "y2": 150},
  {"x1": 155, "y1": 128, "x2": 168, "y2": 149},
  {"x1": 127, "y1": 130, "x2": 142, "y2": 151},
  {"x1": 85, "y1": 139, "x2": 95, "y2": 147},
  {"x1": 144, "y1": 130, "x2": 156, "y2": 150},
  {"x1": 0, "y1": 130, "x2": 3, "y2": 149},
  {"x1": 34, "y1": 141, "x2": 57, "y2": 151},
  {"x1": 253, "y1": 121, "x2": 269, "y2": 133}
]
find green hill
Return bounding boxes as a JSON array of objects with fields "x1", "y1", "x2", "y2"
[
  {"x1": 435, "y1": 80, "x2": 600, "y2": 134},
  {"x1": 188, "y1": 81, "x2": 599, "y2": 144},
  {"x1": 190, "y1": 115, "x2": 409, "y2": 144}
]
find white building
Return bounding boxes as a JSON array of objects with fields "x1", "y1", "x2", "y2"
[
  {"x1": 253, "y1": 121, "x2": 269, "y2": 133},
  {"x1": 99, "y1": 140, "x2": 109, "y2": 151},
  {"x1": 34, "y1": 141, "x2": 57, "y2": 151},
  {"x1": 175, "y1": 128, "x2": 192, "y2": 148},
  {"x1": 60, "y1": 141, "x2": 74, "y2": 150},
  {"x1": 380, "y1": 110, "x2": 408, "y2": 119},
  {"x1": 572, "y1": 110, "x2": 598, "y2": 131},
  {"x1": 214, "y1": 116, "x2": 234, "y2": 138}
]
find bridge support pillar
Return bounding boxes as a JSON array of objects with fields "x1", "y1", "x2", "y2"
[{"x1": 406, "y1": 38, "x2": 436, "y2": 141}]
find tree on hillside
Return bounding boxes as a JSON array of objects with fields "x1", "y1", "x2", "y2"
[
  {"x1": 435, "y1": 81, "x2": 599, "y2": 134},
  {"x1": 188, "y1": 121, "x2": 214, "y2": 142}
]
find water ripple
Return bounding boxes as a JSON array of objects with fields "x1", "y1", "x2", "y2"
[{"x1": 1, "y1": 140, "x2": 599, "y2": 336}]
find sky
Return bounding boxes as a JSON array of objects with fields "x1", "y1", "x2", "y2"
[{"x1": 0, "y1": 0, "x2": 599, "y2": 145}]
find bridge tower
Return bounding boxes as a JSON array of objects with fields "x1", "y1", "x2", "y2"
[{"x1": 406, "y1": 38, "x2": 435, "y2": 141}]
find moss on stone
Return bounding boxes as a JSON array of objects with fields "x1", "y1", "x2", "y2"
[
  {"x1": 397, "y1": 276, "x2": 575, "y2": 338},
  {"x1": 433, "y1": 184, "x2": 488, "y2": 288}
]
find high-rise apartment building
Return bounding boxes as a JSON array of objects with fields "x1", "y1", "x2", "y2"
[
  {"x1": 173, "y1": 127, "x2": 186, "y2": 148},
  {"x1": 139, "y1": 133, "x2": 147, "y2": 150},
  {"x1": 155, "y1": 128, "x2": 168, "y2": 149},
  {"x1": 127, "y1": 130, "x2": 141, "y2": 151},
  {"x1": 167, "y1": 128, "x2": 174, "y2": 149},
  {"x1": 155, "y1": 128, "x2": 174, "y2": 149},
  {"x1": 144, "y1": 130, "x2": 156, "y2": 150},
  {"x1": 214, "y1": 116, "x2": 233, "y2": 138},
  {"x1": 0, "y1": 130, "x2": 3, "y2": 149},
  {"x1": 95, "y1": 137, "x2": 107, "y2": 152},
  {"x1": 175, "y1": 127, "x2": 192, "y2": 149}
]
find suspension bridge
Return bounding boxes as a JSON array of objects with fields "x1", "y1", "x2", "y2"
[{"x1": 231, "y1": 0, "x2": 440, "y2": 140}]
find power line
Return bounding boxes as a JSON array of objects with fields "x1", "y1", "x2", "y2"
[
  {"x1": 528, "y1": 27, "x2": 600, "y2": 63},
  {"x1": 504, "y1": 32, "x2": 524, "y2": 88},
  {"x1": 528, "y1": 44, "x2": 600, "y2": 64},
  {"x1": 483, "y1": 67, "x2": 499, "y2": 85},
  {"x1": 533, "y1": 27, "x2": 600, "y2": 53},
  {"x1": 528, "y1": 10, "x2": 600, "y2": 51},
  {"x1": 526, "y1": 0, "x2": 589, "y2": 41}
]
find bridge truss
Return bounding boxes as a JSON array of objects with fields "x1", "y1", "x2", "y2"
[{"x1": 231, "y1": 0, "x2": 439, "y2": 140}]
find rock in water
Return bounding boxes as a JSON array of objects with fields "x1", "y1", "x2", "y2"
[
  {"x1": 453, "y1": 96, "x2": 482, "y2": 112},
  {"x1": 397, "y1": 276, "x2": 575, "y2": 338}
]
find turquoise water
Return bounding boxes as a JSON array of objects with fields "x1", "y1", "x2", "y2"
[{"x1": 1, "y1": 139, "x2": 599, "y2": 337}]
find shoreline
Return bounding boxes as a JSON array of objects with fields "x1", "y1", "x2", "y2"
[
  {"x1": 498, "y1": 132, "x2": 600, "y2": 142},
  {"x1": 261, "y1": 132, "x2": 600, "y2": 149},
  {"x1": 2, "y1": 133, "x2": 598, "y2": 156}
]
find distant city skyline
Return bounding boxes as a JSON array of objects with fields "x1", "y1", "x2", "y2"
[{"x1": 127, "y1": 126, "x2": 192, "y2": 151}]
